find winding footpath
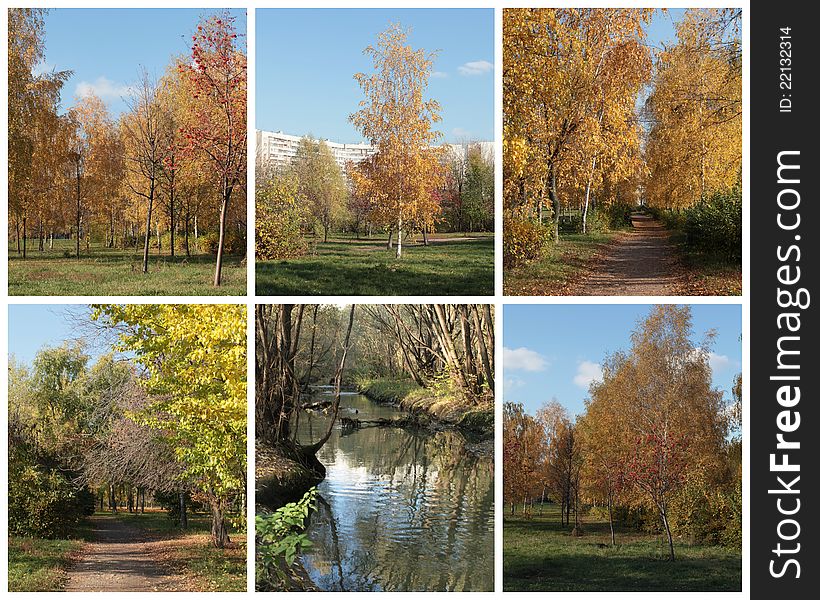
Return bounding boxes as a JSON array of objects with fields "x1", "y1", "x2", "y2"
[
  {"x1": 574, "y1": 214, "x2": 682, "y2": 296},
  {"x1": 64, "y1": 515, "x2": 184, "y2": 592}
]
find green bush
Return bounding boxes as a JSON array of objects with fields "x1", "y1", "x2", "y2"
[
  {"x1": 201, "y1": 229, "x2": 247, "y2": 256},
  {"x1": 256, "y1": 173, "x2": 311, "y2": 260},
  {"x1": 667, "y1": 474, "x2": 742, "y2": 549},
  {"x1": 684, "y1": 186, "x2": 741, "y2": 261},
  {"x1": 605, "y1": 202, "x2": 634, "y2": 229},
  {"x1": 256, "y1": 487, "x2": 317, "y2": 588},
  {"x1": 504, "y1": 209, "x2": 554, "y2": 268},
  {"x1": 8, "y1": 463, "x2": 86, "y2": 538}
]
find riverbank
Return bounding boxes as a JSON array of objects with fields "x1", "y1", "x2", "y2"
[{"x1": 356, "y1": 377, "x2": 494, "y2": 442}]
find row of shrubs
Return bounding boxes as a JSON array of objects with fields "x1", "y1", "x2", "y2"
[
  {"x1": 586, "y1": 476, "x2": 741, "y2": 550},
  {"x1": 558, "y1": 203, "x2": 633, "y2": 235},
  {"x1": 504, "y1": 202, "x2": 634, "y2": 268},
  {"x1": 648, "y1": 186, "x2": 741, "y2": 262}
]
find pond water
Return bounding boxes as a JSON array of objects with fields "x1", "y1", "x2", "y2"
[{"x1": 295, "y1": 391, "x2": 494, "y2": 592}]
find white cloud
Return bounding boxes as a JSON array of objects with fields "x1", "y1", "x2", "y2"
[
  {"x1": 708, "y1": 352, "x2": 732, "y2": 373},
  {"x1": 33, "y1": 62, "x2": 56, "y2": 77},
  {"x1": 452, "y1": 127, "x2": 472, "y2": 139},
  {"x1": 458, "y1": 60, "x2": 494, "y2": 76},
  {"x1": 504, "y1": 347, "x2": 548, "y2": 372},
  {"x1": 573, "y1": 360, "x2": 603, "y2": 389},
  {"x1": 75, "y1": 76, "x2": 134, "y2": 100},
  {"x1": 504, "y1": 377, "x2": 526, "y2": 390},
  {"x1": 691, "y1": 347, "x2": 736, "y2": 373},
  {"x1": 431, "y1": 71, "x2": 448, "y2": 79}
]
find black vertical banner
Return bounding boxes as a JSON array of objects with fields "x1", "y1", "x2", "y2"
[{"x1": 751, "y1": 2, "x2": 817, "y2": 597}]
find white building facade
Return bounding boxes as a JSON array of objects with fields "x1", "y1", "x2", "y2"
[
  {"x1": 256, "y1": 130, "x2": 377, "y2": 176},
  {"x1": 256, "y1": 129, "x2": 494, "y2": 177}
]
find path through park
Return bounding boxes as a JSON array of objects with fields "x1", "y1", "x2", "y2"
[
  {"x1": 574, "y1": 214, "x2": 682, "y2": 296},
  {"x1": 64, "y1": 515, "x2": 184, "y2": 592}
]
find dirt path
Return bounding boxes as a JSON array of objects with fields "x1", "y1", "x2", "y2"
[
  {"x1": 574, "y1": 214, "x2": 682, "y2": 296},
  {"x1": 64, "y1": 515, "x2": 185, "y2": 592}
]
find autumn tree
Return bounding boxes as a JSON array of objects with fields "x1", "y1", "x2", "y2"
[
  {"x1": 586, "y1": 305, "x2": 727, "y2": 559},
  {"x1": 292, "y1": 137, "x2": 348, "y2": 242},
  {"x1": 121, "y1": 70, "x2": 167, "y2": 274},
  {"x1": 644, "y1": 9, "x2": 741, "y2": 209},
  {"x1": 69, "y1": 94, "x2": 124, "y2": 255},
  {"x1": 179, "y1": 12, "x2": 247, "y2": 286},
  {"x1": 91, "y1": 304, "x2": 247, "y2": 549},
  {"x1": 503, "y1": 8, "x2": 652, "y2": 264},
  {"x1": 503, "y1": 402, "x2": 545, "y2": 514},
  {"x1": 8, "y1": 8, "x2": 71, "y2": 258},
  {"x1": 349, "y1": 23, "x2": 444, "y2": 258}
]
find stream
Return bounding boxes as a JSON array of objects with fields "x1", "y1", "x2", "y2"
[{"x1": 292, "y1": 389, "x2": 494, "y2": 591}]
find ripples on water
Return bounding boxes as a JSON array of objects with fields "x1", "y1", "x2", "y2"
[{"x1": 295, "y1": 393, "x2": 494, "y2": 592}]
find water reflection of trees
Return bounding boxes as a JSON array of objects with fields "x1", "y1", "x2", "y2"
[{"x1": 302, "y1": 418, "x2": 494, "y2": 591}]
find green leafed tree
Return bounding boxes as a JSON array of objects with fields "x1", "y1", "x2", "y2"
[{"x1": 91, "y1": 304, "x2": 247, "y2": 548}]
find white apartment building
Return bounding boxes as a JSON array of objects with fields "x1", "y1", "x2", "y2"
[
  {"x1": 256, "y1": 130, "x2": 377, "y2": 176},
  {"x1": 256, "y1": 129, "x2": 494, "y2": 177}
]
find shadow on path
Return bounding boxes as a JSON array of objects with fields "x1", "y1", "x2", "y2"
[
  {"x1": 574, "y1": 215, "x2": 682, "y2": 296},
  {"x1": 64, "y1": 515, "x2": 184, "y2": 592}
]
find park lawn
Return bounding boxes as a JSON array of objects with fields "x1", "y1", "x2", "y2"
[
  {"x1": 504, "y1": 232, "x2": 618, "y2": 296},
  {"x1": 256, "y1": 234, "x2": 494, "y2": 296},
  {"x1": 503, "y1": 504, "x2": 741, "y2": 592},
  {"x1": 113, "y1": 511, "x2": 247, "y2": 592},
  {"x1": 8, "y1": 240, "x2": 246, "y2": 296},
  {"x1": 8, "y1": 532, "x2": 90, "y2": 592}
]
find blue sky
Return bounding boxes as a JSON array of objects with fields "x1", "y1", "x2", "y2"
[
  {"x1": 257, "y1": 8, "x2": 494, "y2": 144},
  {"x1": 8, "y1": 305, "x2": 100, "y2": 367},
  {"x1": 644, "y1": 8, "x2": 682, "y2": 52},
  {"x1": 503, "y1": 304, "x2": 742, "y2": 418},
  {"x1": 36, "y1": 8, "x2": 247, "y2": 117}
]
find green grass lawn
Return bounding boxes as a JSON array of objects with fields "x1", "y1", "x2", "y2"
[
  {"x1": 113, "y1": 511, "x2": 247, "y2": 592},
  {"x1": 504, "y1": 232, "x2": 617, "y2": 296},
  {"x1": 256, "y1": 233, "x2": 494, "y2": 295},
  {"x1": 8, "y1": 240, "x2": 246, "y2": 296},
  {"x1": 503, "y1": 504, "x2": 741, "y2": 592},
  {"x1": 8, "y1": 528, "x2": 91, "y2": 592},
  {"x1": 8, "y1": 537, "x2": 84, "y2": 591}
]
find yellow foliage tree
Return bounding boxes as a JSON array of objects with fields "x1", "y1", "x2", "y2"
[{"x1": 349, "y1": 23, "x2": 444, "y2": 258}]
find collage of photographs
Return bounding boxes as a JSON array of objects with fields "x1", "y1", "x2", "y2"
[{"x1": 3, "y1": 2, "x2": 746, "y2": 595}]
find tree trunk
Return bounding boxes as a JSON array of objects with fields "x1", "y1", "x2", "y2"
[
  {"x1": 184, "y1": 211, "x2": 191, "y2": 257},
  {"x1": 194, "y1": 214, "x2": 199, "y2": 253},
  {"x1": 143, "y1": 180, "x2": 154, "y2": 274},
  {"x1": 180, "y1": 492, "x2": 188, "y2": 529},
  {"x1": 608, "y1": 490, "x2": 616, "y2": 546},
  {"x1": 169, "y1": 185, "x2": 175, "y2": 257},
  {"x1": 15, "y1": 215, "x2": 21, "y2": 255},
  {"x1": 548, "y1": 165, "x2": 560, "y2": 242},
  {"x1": 76, "y1": 164, "x2": 81, "y2": 261},
  {"x1": 22, "y1": 216, "x2": 27, "y2": 259},
  {"x1": 660, "y1": 509, "x2": 675, "y2": 561},
  {"x1": 213, "y1": 183, "x2": 231, "y2": 287},
  {"x1": 582, "y1": 155, "x2": 598, "y2": 234},
  {"x1": 387, "y1": 227, "x2": 393, "y2": 249},
  {"x1": 396, "y1": 214, "x2": 403, "y2": 258},
  {"x1": 210, "y1": 497, "x2": 231, "y2": 549}
]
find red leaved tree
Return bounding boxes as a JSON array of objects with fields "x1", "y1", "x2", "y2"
[
  {"x1": 626, "y1": 427, "x2": 689, "y2": 560},
  {"x1": 180, "y1": 12, "x2": 247, "y2": 286}
]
